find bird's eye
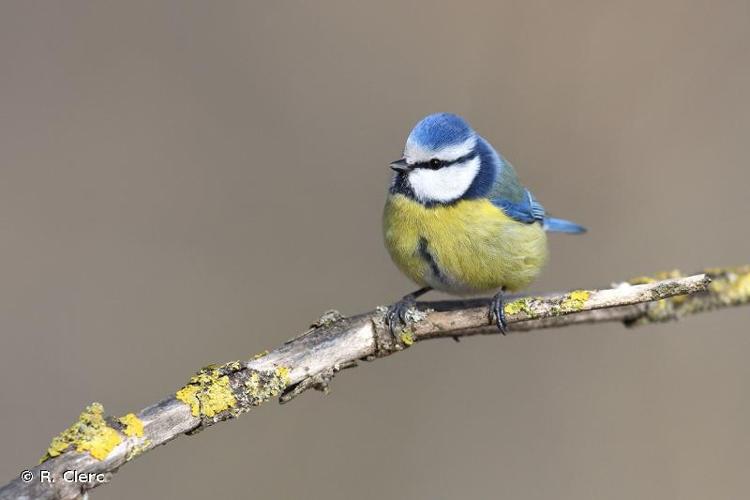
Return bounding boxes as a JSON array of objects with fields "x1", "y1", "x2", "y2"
[{"x1": 429, "y1": 158, "x2": 442, "y2": 169}]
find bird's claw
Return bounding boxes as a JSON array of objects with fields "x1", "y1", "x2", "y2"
[
  {"x1": 490, "y1": 291, "x2": 509, "y2": 334},
  {"x1": 385, "y1": 296, "x2": 416, "y2": 338}
]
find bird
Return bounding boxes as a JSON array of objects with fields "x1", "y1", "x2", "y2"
[{"x1": 382, "y1": 112, "x2": 586, "y2": 335}]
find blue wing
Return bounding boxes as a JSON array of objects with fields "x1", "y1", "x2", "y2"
[
  {"x1": 480, "y1": 139, "x2": 586, "y2": 234},
  {"x1": 492, "y1": 190, "x2": 546, "y2": 224},
  {"x1": 492, "y1": 189, "x2": 587, "y2": 234}
]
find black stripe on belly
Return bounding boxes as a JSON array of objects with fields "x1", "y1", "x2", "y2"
[{"x1": 418, "y1": 237, "x2": 448, "y2": 284}]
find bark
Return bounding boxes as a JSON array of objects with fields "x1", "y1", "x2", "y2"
[{"x1": 2, "y1": 266, "x2": 749, "y2": 500}]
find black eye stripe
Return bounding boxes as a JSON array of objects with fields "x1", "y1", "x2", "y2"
[{"x1": 411, "y1": 151, "x2": 477, "y2": 170}]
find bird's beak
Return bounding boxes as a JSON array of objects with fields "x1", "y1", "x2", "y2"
[{"x1": 390, "y1": 158, "x2": 412, "y2": 173}]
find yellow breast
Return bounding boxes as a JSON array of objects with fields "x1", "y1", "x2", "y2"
[{"x1": 383, "y1": 194, "x2": 548, "y2": 294}]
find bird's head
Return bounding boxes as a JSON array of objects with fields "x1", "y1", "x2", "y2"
[{"x1": 390, "y1": 113, "x2": 484, "y2": 204}]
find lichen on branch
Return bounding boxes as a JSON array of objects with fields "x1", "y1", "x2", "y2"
[
  {"x1": 3, "y1": 266, "x2": 748, "y2": 500},
  {"x1": 175, "y1": 360, "x2": 291, "y2": 427}
]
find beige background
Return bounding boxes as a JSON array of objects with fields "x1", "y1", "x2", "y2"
[{"x1": 1, "y1": 1, "x2": 749, "y2": 499}]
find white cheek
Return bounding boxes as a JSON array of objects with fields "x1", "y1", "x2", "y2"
[{"x1": 408, "y1": 157, "x2": 480, "y2": 203}]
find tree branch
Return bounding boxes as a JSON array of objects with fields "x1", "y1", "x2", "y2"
[{"x1": 2, "y1": 266, "x2": 749, "y2": 500}]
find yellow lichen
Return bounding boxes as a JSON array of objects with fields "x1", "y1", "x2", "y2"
[
  {"x1": 399, "y1": 330, "x2": 415, "y2": 346},
  {"x1": 176, "y1": 366, "x2": 237, "y2": 418},
  {"x1": 644, "y1": 296, "x2": 673, "y2": 321},
  {"x1": 625, "y1": 266, "x2": 750, "y2": 326},
  {"x1": 275, "y1": 365, "x2": 290, "y2": 383},
  {"x1": 125, "y1": 439, "x2": 152, "y2": 462},
  {"x1": 628, "y1": 276, "x2": 657, "y2": 285},
  {"x1": 702, "y1": 266, "x2": 750, "y2": 278},
  {"x1": 315, "y1": 309, "x2": 343, "y2": 327},
  {"x1": 243, "y1": 366, "x2": 290, "y2": 406},
  {"x1": 670, "y1": 293, "x2": 689, "y2": 306},
  {"x1": 709, "y1": 270, "x2": 750, "y2": 305},
  {"x1": 559, "y1": 290, "x2": 590, "y2": 313},
  {"x1": 253, "y1": 350, "x2": 269, "y2": 360},
  {"x1": 628, "y1": 270, "x2": 691, "y2": 319},
  {"x1": 224, "y1": 360, "x2": 242, "y2": 371},
  {"x1": 629, "y1": 270, "x2": 683, "y2": 285},
  {"x1": 504, "y1": 297, "x2": 534, "y2": 317},
  {"x1": 118, "y1": 413, "x2": 144, "y2": 438},
  {"x1": 175, "y1": 385, "x2": 201, "y2": 416},
  {"x1": 41, "y1": 402, "x2": 122, "y2": 463}
]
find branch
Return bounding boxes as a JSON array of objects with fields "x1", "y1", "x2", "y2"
[{"x1": 2, "y1": 266, "x2": 749, "y2": 500}]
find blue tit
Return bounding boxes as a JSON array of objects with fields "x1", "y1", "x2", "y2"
[{"x1": 383, "y1": 112, "x2": 586, "y2": 334}]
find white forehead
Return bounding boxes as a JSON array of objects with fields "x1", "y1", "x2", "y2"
[
  {"x1": 408, "y1": 156, "x2": 480, "y2": 204},
  {"x1": 404, "y1": 135, "x2": 477, "y2": 164}
]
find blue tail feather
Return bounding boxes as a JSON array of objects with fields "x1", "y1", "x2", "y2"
[{"x1": 543, "y1": 217, "x2": 587, "y2": 234}]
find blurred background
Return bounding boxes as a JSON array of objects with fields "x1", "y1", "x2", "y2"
[{"x1": 1, "y1": 1, "x2": 749, "y2": 499}]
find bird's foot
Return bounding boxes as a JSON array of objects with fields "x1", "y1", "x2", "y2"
[
  {"x1": 385, "y1": 295, "x2": 417, "y2": 339},
  {"x1": 384, "y1": 287, "x2": 431, "y2": 341},
  {"x1": 489, "y1": 290, "x2": 509, "y2": 334}
]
